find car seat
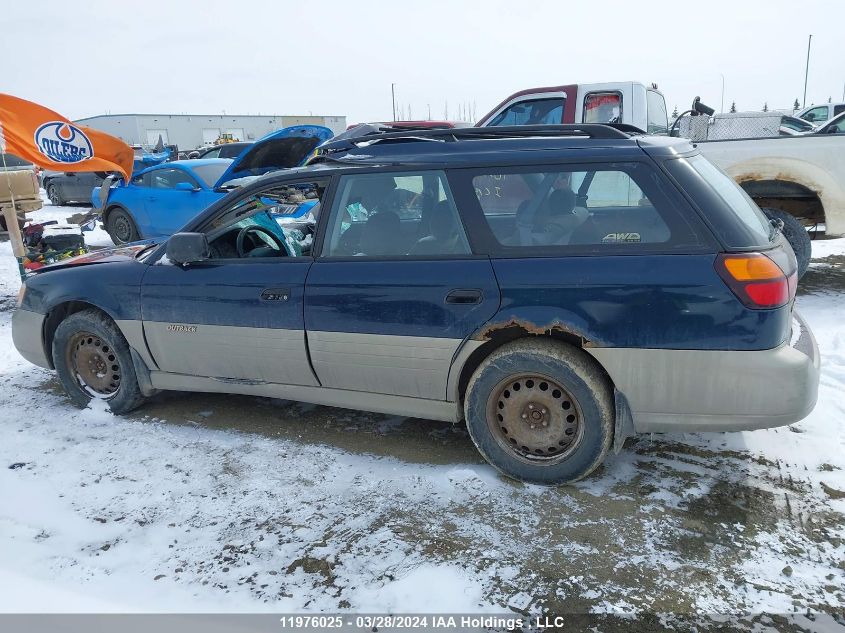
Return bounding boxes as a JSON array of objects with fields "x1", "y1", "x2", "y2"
[
  {"x1": 358, "y1": 211, "x2": 402, "y2": 256},
  {"x1": 410, "y1": 202, "x2": 463, "y2": 255}
]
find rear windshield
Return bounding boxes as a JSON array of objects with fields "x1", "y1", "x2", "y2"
[
  {"x1": 192, "y1": 161, "x2": 232, "y2": 187},
  {"x1": 667, "y1": 155, "x2": 771, "y2": 246}
]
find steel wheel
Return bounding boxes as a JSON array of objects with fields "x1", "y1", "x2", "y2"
[
  {"x1": 109, "y1": 212, "x2": 134, "y2": 243},
  {"x1": 47, "y1": 185, "x2": 62, "y2": 206},
  {"x1": 65, "y1": 331, "x2": 121, "y2": 399},
  {"x1": 485, "y1": 372, "x2": 584, "y2": 464}
]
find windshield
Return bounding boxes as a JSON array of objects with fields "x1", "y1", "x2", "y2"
[{"x1": 192, "y1": 161, "x2": 232, "y2": 187}]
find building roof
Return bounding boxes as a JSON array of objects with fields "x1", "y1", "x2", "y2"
[{"x1": 75, "y1": 113, "x2": 345, "y2": 122}]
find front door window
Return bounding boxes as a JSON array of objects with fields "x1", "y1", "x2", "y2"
[{"x1": 322, "y1": 171, "x2": 470, "y2": 257}]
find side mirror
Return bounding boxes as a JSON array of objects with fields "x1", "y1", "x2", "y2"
[
  {"x1": 166, "y1": 232, "x2": 209, "y2": 265},
  {"x1": 174, "y1": 181, "x2": 199, "y2": 192}
]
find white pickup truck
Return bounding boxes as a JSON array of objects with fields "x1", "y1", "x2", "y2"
[{"x1": 477, "y1": 81, "x2": 845, "y2": 275}]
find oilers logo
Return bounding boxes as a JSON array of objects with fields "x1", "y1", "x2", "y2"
[{"x1": 34, "y1": 122, "x2": 93, "y2": 164}]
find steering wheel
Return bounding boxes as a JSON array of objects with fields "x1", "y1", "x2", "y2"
[{"x1": 235, "y1": 225, "x2": 287, "y2": 258}]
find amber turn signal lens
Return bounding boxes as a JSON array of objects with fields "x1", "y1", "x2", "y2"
[{"x1": 721, "y1": 253, "x2": 784, "y2": 281}]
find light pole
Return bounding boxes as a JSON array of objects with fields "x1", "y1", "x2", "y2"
[
  {"x1": 803, "y1": 34, "x2": 812, "y2": 108},
  {"x1": 720, "y1": 74, "x2": 725, "y2": 114},
  {"x1": 391, "y1": 83, "x2": 397, "y2": 121}
]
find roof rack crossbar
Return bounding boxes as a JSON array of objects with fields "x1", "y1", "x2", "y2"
[{"x1": 318, "y1": 124, "x2": 634, "y2": 154}]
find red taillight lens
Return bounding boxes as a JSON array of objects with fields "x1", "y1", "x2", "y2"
[
  {"x1": 716, "y1": 253, "x2": 792, "y2": 309},
  {"x1": 745, "y1": 279, "x2": 789, "y2": 306}
]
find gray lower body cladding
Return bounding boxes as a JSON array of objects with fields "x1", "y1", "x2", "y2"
[
  {"x1": 587, "y1": 310, "x2": 820, "y2": 432},
  {"x1": 12, "y1": 310, "x2": 820, "y2": 433},
  {"x1": 307, "y1": 330, "x2": 462, "y2": 400}
]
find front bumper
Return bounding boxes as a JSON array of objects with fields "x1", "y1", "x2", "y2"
[
  {"x1": 12, "y1": 308, "x2": 51, "y2": 369},
  {"x1": 587, "y1": 310, "x2": 820, "y2": 433}
]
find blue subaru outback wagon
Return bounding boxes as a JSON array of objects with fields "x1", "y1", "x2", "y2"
[{"x1": 12, "y1": 125, "x2": 820, "y2": 484}]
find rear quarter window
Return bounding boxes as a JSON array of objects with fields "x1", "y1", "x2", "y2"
[{"x1": 664, "y1": 154, "x2": 771, "y2": 248}]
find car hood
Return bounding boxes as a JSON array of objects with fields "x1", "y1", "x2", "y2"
[
  {"x1": 34, "y1": 243, "x2": 153, "y2": 272},
  {"x1": 214, "y1": 125, "x2": 334, "y2": 189}
]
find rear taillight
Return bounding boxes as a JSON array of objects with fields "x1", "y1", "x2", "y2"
[{"x1": 716, "y1": 252, "x2": 795, "y2": 309}]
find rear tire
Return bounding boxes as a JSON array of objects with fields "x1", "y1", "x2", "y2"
[
  {"x1": 762, "y1": 207, "x2": 811, "y2": 280},
  {"x1": 106, "y1": 208, "x2": 140, "y2": 244},
  {"x1": 52, "y1": 309, "x2": 147, "y2": 414},
  {"x1": 463, "y1": 339, "x2": 614, "y2": 485}
]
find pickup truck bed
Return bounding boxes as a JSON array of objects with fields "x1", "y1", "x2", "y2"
[{"x1": 697, "y1": 134, "x2": 845, "y2": 235}]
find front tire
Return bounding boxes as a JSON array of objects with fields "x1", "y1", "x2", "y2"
[
  {"x1": 106, "y1": 208, "x2": 140, "y2": 244},
  {"x1": 464, "y1": 339, "x2": 614, "y2": 485},
  {"x1": 47, "y1": 184, "x2": 64, "y2": 206},
  {"x1": 52, "y1": 309, "x2": 147, "y2": 414}
]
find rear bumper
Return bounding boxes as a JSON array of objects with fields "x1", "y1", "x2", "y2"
[
  {"x1": 12, "y1": 309, "x2": 51, "y2": 369},
  {"x1": 587, "y1": 310, "x2": 820, "y2": 432}
]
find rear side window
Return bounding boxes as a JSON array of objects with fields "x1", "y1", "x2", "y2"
[
  {"x1": 801, "y1": 106, "x2": 828, "y2": 123},
  {"x1": 465, "y1": 163, "x2": 710, "y2": 253},
  {"x1": 583, "y1": 92, "x2": 622, "y2": 124},
  {"x1": 834, "y1": 105, "x2": 845, "y2": 117},
  {"x1": 677, "y1": 155, "x2": 770, "y2": 244},
  {"x1": 150, "y1": 168, "x2": 198, "y2": 189},
  {"x1": 488, "y1": 98, "x2": 564, "y2": 126},
  {"x1": 646, "y1": 90, "x2": 668, "y2": 134}
]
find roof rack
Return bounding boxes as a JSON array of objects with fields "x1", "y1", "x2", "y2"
[{"x1": 317, "y1": 124, "x2": 640, "y2": 155}]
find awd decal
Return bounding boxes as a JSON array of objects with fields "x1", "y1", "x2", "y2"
[
  {"x1": 167, "y1": 324, "x2": 198, "y2": 333},
  {"x1": 602, "y1": 232, "x2": 641, "y2": 243}
]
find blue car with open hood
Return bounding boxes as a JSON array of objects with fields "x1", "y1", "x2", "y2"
[{"x1": 92, "y1": 125, "x2": 333, "y2": 244}]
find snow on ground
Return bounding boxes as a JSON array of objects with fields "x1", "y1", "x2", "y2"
[{"x1": 0, "y1": 207, "x2": 844, "y2": 620}]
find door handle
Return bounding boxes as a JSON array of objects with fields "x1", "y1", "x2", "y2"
[{"x1": 445, "y1": 289, "x2": 483, "y2": 305}]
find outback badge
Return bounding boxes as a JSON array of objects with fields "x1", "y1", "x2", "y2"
[{"x1": 167, "y1": 324, "x2": 198, "y2": 333}]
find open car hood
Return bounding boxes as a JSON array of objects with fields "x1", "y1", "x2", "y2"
[{"x1": 213, "y1": 125, "x2": 334, "y2": 189}]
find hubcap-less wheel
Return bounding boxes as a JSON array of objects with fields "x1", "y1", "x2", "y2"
[
  {"x1": 486, "y1": 373, "x2": 584, "y2": 463},
  {"x1": 48, "y1": 186, "x2": 61, "y2": 205},
  {"x1": 65, "y1": 331, "x2": 121, "y2": 398},
  {"x1": 110, "y1": 214, "x2": 133, "y2": 243}
]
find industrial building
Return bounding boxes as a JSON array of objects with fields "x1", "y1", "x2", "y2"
[{"x1": 74, "y1": 113, "x2": 347, "y2": 150}]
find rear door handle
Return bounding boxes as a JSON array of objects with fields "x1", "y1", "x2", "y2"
[{"x1": 445, "y1": 289, "x2": 483, "y2": 305}]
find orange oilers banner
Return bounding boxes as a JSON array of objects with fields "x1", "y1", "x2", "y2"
[{"x1": 0, "y1": 94, "x2": 134, "y2": 180}]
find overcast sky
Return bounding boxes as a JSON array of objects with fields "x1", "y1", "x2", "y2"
[{"x1": 3, "y1": 0, "x2": 843, "y2": 123}]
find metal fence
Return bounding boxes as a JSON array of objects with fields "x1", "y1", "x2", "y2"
[{"x1": 675, "y1": 111, "x2": 784, "y2": 141}]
